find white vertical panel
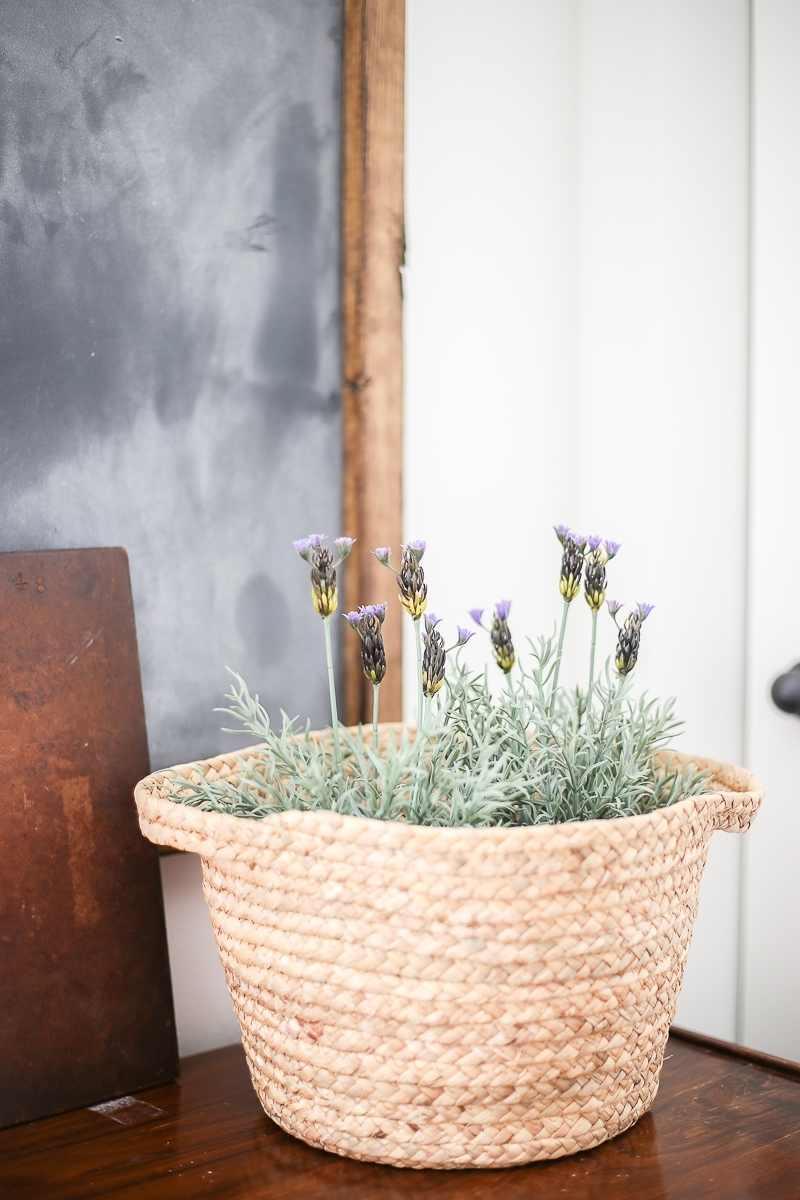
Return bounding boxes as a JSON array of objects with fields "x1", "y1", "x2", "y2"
[
  {"x1": 569, "y1": 0, "x2": 751, "y2": 1040},
  {"x1": 406, "y1": 1, "x2": 751, "y2": 1040},
  {"x1": 741, "y1": 0, "x2": 800, "y2": 1060},
  {"x1": 404, "y1": 0, "x2": 578, "y2": 711},
  {"x1": 160, "y1": 853, "x2": 241, "y2": 1057}
]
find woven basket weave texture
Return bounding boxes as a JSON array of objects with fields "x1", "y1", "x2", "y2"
[{"x1": 135, "y1": 731, "x2": 763, "y2": 1169}]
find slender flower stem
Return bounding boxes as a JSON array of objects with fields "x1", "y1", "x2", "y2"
[
  {"x1": 504, "y1": 670, "x2": 516, "y2": 718},
  {"x1": 598, "y1": 675, "x2": 621, "y2": 745},
  {"x1": 372, "y1": 682, "x2": 380, "y2": 754},
  {"x1": 549, "y1": 599, "x2": 571, "y2": 717},
  {"x1": 414, "y1": 618, "x2": 423, "y2": 729},
  {"x1": 586, "y1": 609, "x2": 599, "y2": 717},
  {"x1": 517, "y1": 663, "x2": 528, "y2": 729},
  {"x1": 323, "y1": 618, "x2": 342, "y2": 781}
]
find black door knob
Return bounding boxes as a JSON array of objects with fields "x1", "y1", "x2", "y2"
[{"x1": 772, "y1": 664, "x2": 800, "y2": 715}]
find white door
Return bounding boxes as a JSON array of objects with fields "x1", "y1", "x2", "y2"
[{"x1": 740, "y1": 0, "x2": 800, "y2": 1062}]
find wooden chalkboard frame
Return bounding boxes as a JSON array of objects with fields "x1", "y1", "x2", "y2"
[{"x1": 342, "y1": 0, "x2": 405, "y2": 725}]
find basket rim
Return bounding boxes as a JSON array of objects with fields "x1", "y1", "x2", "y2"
[{"x1": 134, "y1": 733, "x2": 764, "y2": 852}]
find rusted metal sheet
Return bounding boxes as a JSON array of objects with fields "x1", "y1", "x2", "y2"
[{"x1": 0, "y1": 548, "x2": 178, "y2": 1128}]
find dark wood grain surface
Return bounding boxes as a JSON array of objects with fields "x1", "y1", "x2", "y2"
[
  {"x1": 1, "y1": 1032, "x2": 798, "y2": 1198},
  {"x1": 0, "y1": 548, "x2": 177, "y2": 1128}
]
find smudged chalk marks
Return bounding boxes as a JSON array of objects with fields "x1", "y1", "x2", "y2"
[
  {"x1": 235, "y1": 575, "x2": 289, "y2": 670},
  {"x1": 82, "y1": 59, "x2": 148, "y2": 133}
]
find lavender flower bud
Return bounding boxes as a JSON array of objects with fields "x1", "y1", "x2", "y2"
[
  {"x1": 637, "y1": 602, "x2": 655, "y2": 620},
  {"x1": 374, "y1": 546, "x2": 392, "y2": 566},
  {"x1": 468, "y1": 607, "x2": 485, "y2": 627},
  {"x1": 554, "y1": 524, "x2": 572, "y2": 545},
  {"x1": 334, "y1": 536, "x2": 356, "y2": 561},
  {"x1": 604, "y1": 539, "x2": 622, "y2": 560},
  {"x1": 490, "y1": 602, "x2": 515, "y2": 673},
  {"x1": 456, "y1": 625, "x2": 475, "y2": 645},
  {"x1": 309, "y1": 543, "x2": 338, "y2": 618},
  {"x1": 583, "y1": 544, "x2": 607, "y2": 613},
  {"x1": 559, "y1": 534, "x2": 584, "y2": 602},
  {"x1": 295, "y1": 535, "x2": 338, "y2": 615},
  {"x1": 359, "y1": 613, "x2": 387, "y2": 684},
  {"x1": 607, "y1": 599, "x2": 623, "y2": 619},
  {"x1": 345, "y1": 607, "x2": 387, "y2": 683},
  {"x1": 424, "y1": 612, "x2": 442, "y2": 630},
  {"x1": 614, "y1": 610, "x2": 642, "y2": 677},
  {"x1": 422, "y1": 623, "x2": 446, "y2": 697},
  {"x1": 396, "y1": 544, "x2": 428, "y2": 619}
]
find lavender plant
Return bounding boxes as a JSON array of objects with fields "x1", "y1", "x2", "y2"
[{"x1": 165, "y1": 525, "x2": 711, "y2": 826}]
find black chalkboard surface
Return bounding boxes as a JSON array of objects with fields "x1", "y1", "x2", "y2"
[{"x1": 0, "y1": 0, "x2": 344, "y2": 769}]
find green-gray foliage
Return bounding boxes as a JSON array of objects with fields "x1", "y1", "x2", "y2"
[{"x1": 165, "y1": 635, "x2": 710, "y2": 826}]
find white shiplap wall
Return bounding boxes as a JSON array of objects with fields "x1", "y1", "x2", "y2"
[{"x1": 404, "y1": 0, "x2": 755, "y2": 1044}]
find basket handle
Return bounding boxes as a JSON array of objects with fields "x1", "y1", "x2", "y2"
[
  {"x1": 658, "y1": 751, "x2": 765, "y2": 834},
  {"x1": 712, "y1": 786, "x2": 763, "y2": 833}
]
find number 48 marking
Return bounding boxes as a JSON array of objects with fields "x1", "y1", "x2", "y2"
[{"x1": 11, "y1": 573, "x2": 45, "y2": 593}]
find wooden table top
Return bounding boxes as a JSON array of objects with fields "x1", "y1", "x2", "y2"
[{"x1": 2, "y1": 1031, "x2": 799, "y2": 1199}]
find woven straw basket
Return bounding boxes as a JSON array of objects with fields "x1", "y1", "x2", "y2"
[{"x1": 135, "y1": 728, "x2": 763, "y2": 1170}]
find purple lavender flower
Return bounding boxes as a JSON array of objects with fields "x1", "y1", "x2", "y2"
[
  {"x1": 296, "y1": 537, "x2": 337, "y2": 618},
  {"x1": 615, "y1": 611, "x2": 642, "y2": 676},
  {"x1": 334, "y1": 536, "x2": 356, "y2": 560},
  {"x1": 559, "y1": 532, "x2": 584, "y2": 601},
  {"x1": 637, "y1": 602, "x2": 655, "y2": 620},
  {"x1": 468, "y1": 607, "x2": 485, "y2": 627},
  {"x1": 347, "y1": 608, "x2": 387, "y2": 683},
  {"x1": 490, "y1": 606, "x2": 515, "y2": 673},
  {"x1": 421, "y1": 620, "x2": 446, "y2": 697},
  {"x1": 360, "y1": 602, "x2": 387, "y2": 624},
  {"x1": 397, "y1": 546, "x2": 427, "y2": 618},
  {"x1": 554, "y1": 524, "x2": 571, "y2": 545},
  {"x1": 456, "y1": 626, "x2": 475, "y2": 645},
  {"x1": 374, "y1": 546, "x2": 392, "y2": 566},
  {"x1": 587, "y1": 534, "x2": 603, "y2": 551},
  {"x1": 604, "y1": 539, "x2": 622, "y2": 559},
  {"x1": 294, "y1": 533, "x2": 326, "y2": 561},
  {"x1": 584, "y1": 543, "x2": 607, "y2": 613},
  {"x1": 403, "y1": 539, "x2": 426, "y2": 565},
  {"x1": 607, "y1": 599, "x2": 623, "y2": 618},
  {"x1": 424, "y1": 611, "x2": 442, "y2": 630}
]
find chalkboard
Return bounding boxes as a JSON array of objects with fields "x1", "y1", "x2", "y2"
[{"x1": 0, "y1": 0, "x2": 344, "y2": 768}]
